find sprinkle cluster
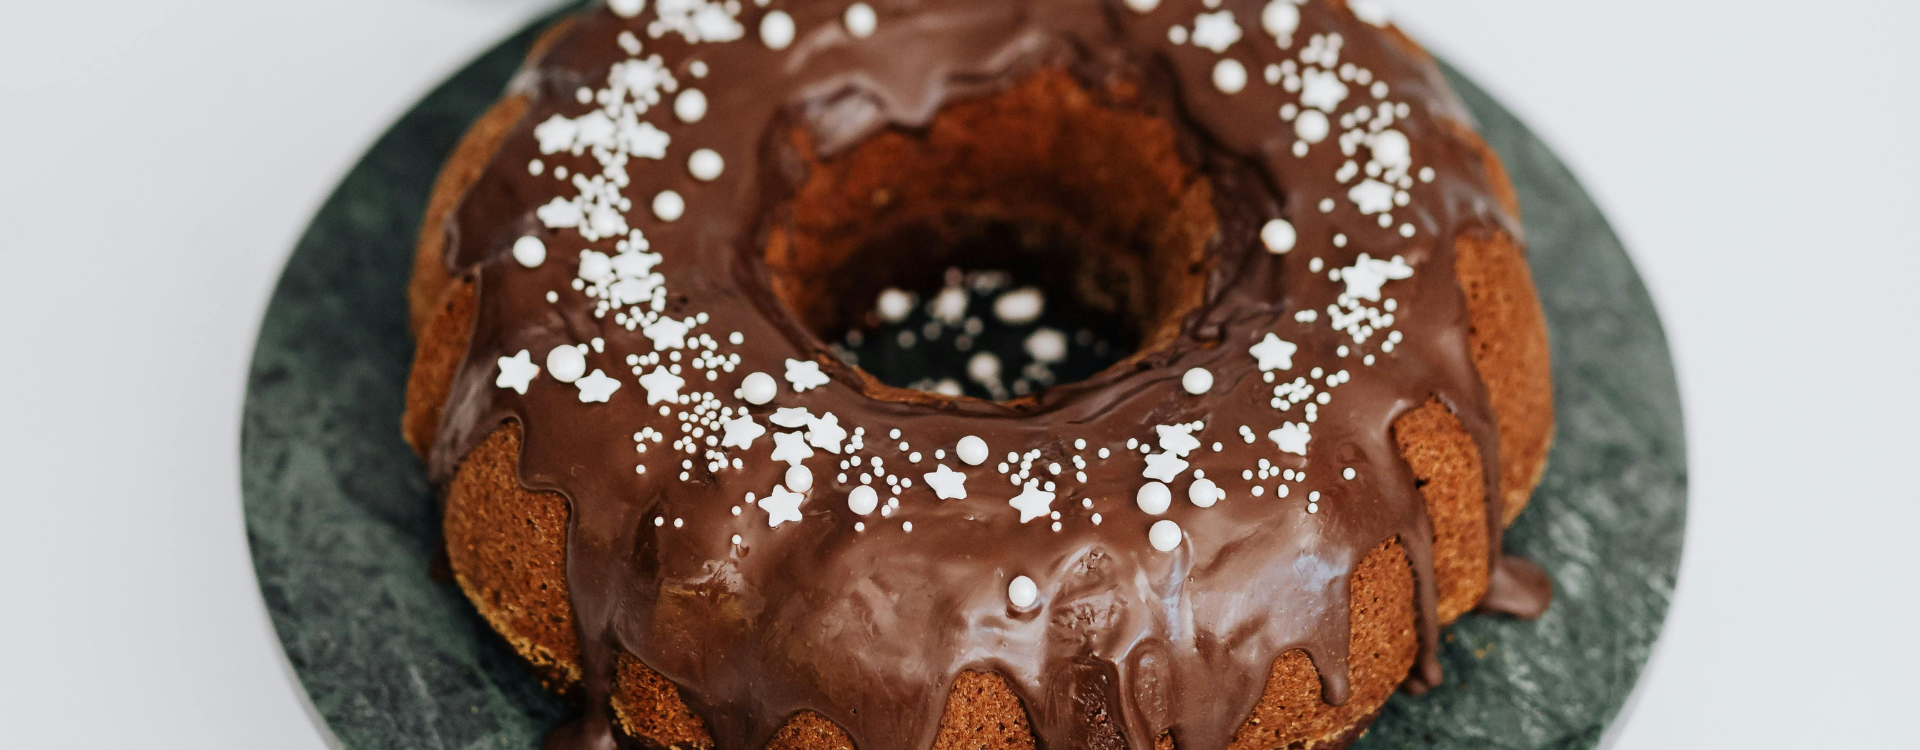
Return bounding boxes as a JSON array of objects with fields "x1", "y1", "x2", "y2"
[{"x1": 489, "y1": 0, "x2": 1433, "y2": 608}]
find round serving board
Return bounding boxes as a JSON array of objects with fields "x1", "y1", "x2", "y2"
[{"x1": 242, "y1": 11, "x2": 1687, "y2": 750}]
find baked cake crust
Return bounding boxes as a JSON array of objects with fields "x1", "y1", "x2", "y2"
[{"x1": 404, "y1": 2, "x2": 1555, "y2": 749}]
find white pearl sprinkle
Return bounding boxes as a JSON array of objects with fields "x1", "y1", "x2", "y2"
[
  {"x1": 512, "y1": 235, "x2": 547, "y2": 268},
  {"x1": 739, "y1": 372, "x2": 778, "y2": 405},
  {"x1": 688, "y1": 149, "x2": 725, "y2": 182},
  {"x1": 956, "y1": 436, "x2": 990, "y2": 466},
  {"x1": 675, "y1": 89, "x2": 708, "y2": 123},
  {"x1": 1136, "y1": 481, "x2": 1172, "y2": 515},
  {"x1": 1007, "y1": 575, "x2": 1038, "y2": 608},
  {"x1": 1182, "y1": 367, "x2": 1214, "y2": 395},
  {"x1": 1261, "y1": 219, "x2": 1296, "y2": 254},
  {"x1": 546, "y1": 346, "x2": 587, "y2": 383},
  {"x1": 1149, "y1": 520, "x2": 1183, "y2": 552},
  {"x1": 1123, "y1": 0, "x2": 1161, "y2": 13},
  {"x1": 786, "y1": 464, "x2": 814, "y2": 492},
  {"x1": 1189, "y1": 478, "x2": 1221, "y2": 508},
  {"x1": 844, "y1": 3, "x2": 877, "y2": 38},
  {"x1": 1213, "y1": 59, "x2": 1248, "y2": 94},
  {"x1": 653, "y1": 190, "x2": 686, "y2": 222},
  {"x1": 760, "y1": 10, "x2": 796, "y2": 50},
  {"x1": 607, "y1": 0, "x2": 643, "y2": 19},
  {"x1": 848, "y1": 486, "x2": 878, "y2": 515},
  {"x1": 1296, "y1": 110, "x2": 1330, "y2": 143}
]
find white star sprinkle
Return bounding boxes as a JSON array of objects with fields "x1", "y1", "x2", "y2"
[
  {"x1": 720, "y1": 415, "x2": 766, "y2": 450},
  {"x1": 770, "y1": 431, "x2": 814, "y2": 466},
  {"x1": 1270, "y1": 422, "x2": 1311, "y2": 456},
  {"x1": 923, "y1": 464, "x2": 968, "y2": 500},
  {"x1": 770, "y1": 407, "x2": 813, "y2": 428},
  {"x1": 642, "y1": 317, "x2": 690, "y2": 350},
  {"x1": 637, "y1": 366, "x2": 685, "y2": 405},
  {"x1": 1142, "y1": 452, "x2": 1190, "y2": 482},
  {"x1": 1190, "y1": 10, "x2": 1243, "y2": 53},
  {"x1": 785, "y1": 358, "x2": 829, "y2": 392},
  {"x1": 805, "y1": 412, "x2": 847, "y2": 454},
  {"x1": 1250, "y1": 333, "x2": 1298, "y2": 371},
  {"x1": 1156, "y1": 423, "x2": 1202, "y2": 458},
  {"x1": 758, "y1": 485, "x2": 805, "y2": 527},
  {"x1": 1338, "y1": 254, "x2": 1415, "y2": 302},
  {"x1": 495, "y1": 350, "x2": 539, "y2": 394},
  {"x1": 575, "y1": 369, "x2": 621, "y2": 403},
  {"x1": 1008, "y1": 481, "x2": 1055, "y2": 523}
]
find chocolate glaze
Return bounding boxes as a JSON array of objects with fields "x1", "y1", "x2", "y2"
[{"x1": 423, "y1": 2, "x2": 1550, "y2": 749}]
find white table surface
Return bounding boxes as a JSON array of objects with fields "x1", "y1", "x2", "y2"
[{"x1": 0, "y1": 1, "x2": 1912, "y2": 747}]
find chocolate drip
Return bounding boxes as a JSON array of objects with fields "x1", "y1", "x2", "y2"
[
  {"x1": 1478, "y1": 555, "x2": 1554, "y2": 620},
  {"x1": 427, "y1": 2, "x2": 1546, "y2": 750}
]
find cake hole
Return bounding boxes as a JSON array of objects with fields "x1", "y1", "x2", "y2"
[{"x1": 763, "y1": 68, "x2": 1218, "y2": 402}]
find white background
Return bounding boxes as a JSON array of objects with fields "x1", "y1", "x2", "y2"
[{"x1": 0, "y1": 1, "x2": 1912, "y2": 747}]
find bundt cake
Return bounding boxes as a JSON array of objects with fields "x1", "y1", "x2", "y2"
[{"x1": 403, "y1": 1, "x2": 1556, "y2": 749}]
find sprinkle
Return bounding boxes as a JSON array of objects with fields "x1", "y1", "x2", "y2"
[
  {"x1": 1142, "y1": 452, "x2": 1189, "y2": 482},
  {"x1": 1182, "y1": 367, "x2": 1214, "y2": 395},
  {"x1": 1189, "y1": 478, "x2": 1222, "y2": 508},
  {"x1": 638, "y1": 366, "x2": 685, "y2": 404},
  {"x1": 956, "y1": 436, "x2": 990, "y2": 466},
  {"x1": 1249, "y1": 333, "x2": 1298, "y2": 372},
  {"x1": 1149, "y1": 520, "x2": 1182, "y2": 552},
  {"x1": 688, "y1": 149, "x2": 725, "y2": 181},
  {"x1": 546, "y1": 346, "x2": 587, "y2": 383},
  {"x1": 993, "y1": 287, "x2": 1045, "y2": 324},
  {"x1": 1007, "y1": 575, "x2": 1038, "y2": 608},
  {"x1": 784, "y1": 358, "x2": 830, "y2": 391},
  {"x1": 758, "y1": 485, "x2": 804, "y2": 527},
  {"x1": 653, "y1": 190, "x2": 686, "y2": 221},
  {"x1": 739, "y1": 371, "x2": 778, "y2": 404},
  {"x1": 674, "y1": 89, "x2": 708, "y2": 123},
  {"x1": 924, "y1": 464, "x2": 968, "y2": 500},
  {"x1": 719, "y1": 414, "x2": 764, "y2": 449},
  {"x1": 1123, "y1": 0, "x2": 1160, "y2": 12},
  {"x1": 495, "y1": 350, "x2": 539, "y2": 394},
  {"x1": 844, "y1": 3, "x2": 877, "y2": 38},
  {"x1": 1349, "y1": 0, "x2": 1392, "y2": 26},
  {"x1": 1262, "y1": 1, "x2": 1300, "y2": 42},
  {"x1": 512, "y1": 236, "x2": 547, "y2": 268},
  {"x1": 1343, "y1": 467, "x2": 1357, "y2": 480},
  {"x1": 847, "y1": 486, "x2": 878, "y2": 515},
  {"x1": 1009, "y1": 481, "x2": 1056, "y2": 523},
  {"x1": 1024, "y1": 327, "x2": 1068, "y2": 364},
  {"x1": 1269, "y1": 422, "x2": 1311, "y2": 456},
  {"x1": 1190, "y1": 10, "x2": 1243, "y2": 53},
  {"x1": 759, "y1": 10, "x2": 796, "y2": 50},
  {"x1": 1261, "y1": 219, "x2": 1296, "y2": 254},
  {"x1": 1136, "y1": 482, "x2": 1172, "y2": 515},
  {"x1": 1295, "y1": 109, "x2": 1330, "y2": 143},
  {"x1": 770, "y1": 431, "x2": 813, "y2": 466},
  {"x1": 876, "y1": 288, "x2": 915, "y2": 322},
  {"x1": 1213, "y1": 59, "x2": 1248, "y2": 94},
  {"x1": 786, "y1": 465, "x2": 814, "y2": 492},
  {"x1": 609, "y1": 0, "x2": 643, "y2": 18}
]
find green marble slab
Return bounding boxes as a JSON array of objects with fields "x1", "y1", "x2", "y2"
[{"x1": 241, "y1": 12, "x2": 1687, "y2": 750}]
